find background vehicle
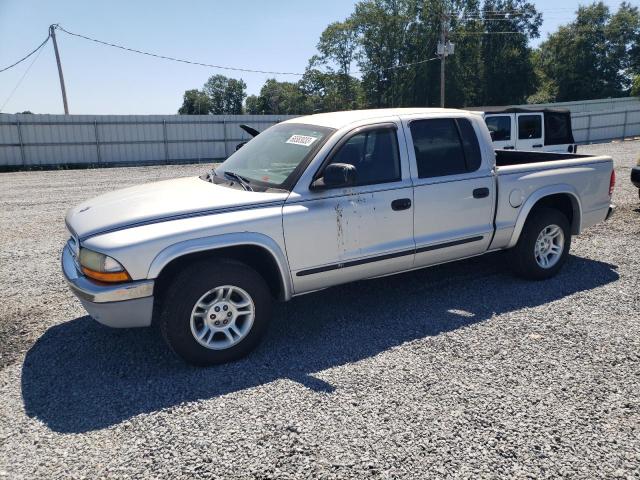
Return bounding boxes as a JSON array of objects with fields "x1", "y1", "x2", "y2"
[
  {"x1": 477, "y1": 107, "x2": 578, "y2": 153},
  {"x1": 235, "y1": 124, "x2": 260, "y2": 150},
  {"x1": 631, "y1": 156, "x2": 640, "y2": 199},
  {"x1": 62, "y1": 108, "x2": 615, "y2": 366}
]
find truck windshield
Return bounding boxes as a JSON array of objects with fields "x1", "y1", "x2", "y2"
[{"x1": 215, "y1": 123, "x2": 334, "y2": 189}]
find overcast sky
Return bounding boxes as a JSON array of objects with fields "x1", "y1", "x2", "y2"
[{"x1": 0, "y1": 0, "x2": 625, "y2": 115}]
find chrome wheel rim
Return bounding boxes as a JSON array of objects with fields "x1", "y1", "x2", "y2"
[
  {"x1": 190, "y1": 285, "x2": 255, "y2": 350},
  {"x1": 534, "y1": 224, "x2": 564, "y2": 269}
]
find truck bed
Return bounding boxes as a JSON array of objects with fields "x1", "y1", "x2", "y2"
[{"x1": 495, "y1": 150, "x2": 590, "y2": 167}]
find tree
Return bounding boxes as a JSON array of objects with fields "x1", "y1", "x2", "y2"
[
  {"x1": 632, "y1": 75, "x2": 640, "y2": 96},
  {"x1": 178, "y1": 75, "x2": 247, "y2": 114},
  {"x1": 178, "y1": 89, "x2": 212, "y2": 114},
  {"x1": 245, "y1": 79, "x2": 310, "y2": 115},
  {"x1": 203, "y1": 75, "x2": 247, "y2": 114},
  {"x1": 316, "y1": 21, "x2": 361, "y2": 108},
  {"x1": 345, "y1": 0, "x2": 540, "y2": 108},
  {"x1": 533, "y1": 2, "x2": 640, "y2": 102},
  {"x1": 299, "y1": 58, "x2": 364, "y2": 113},
  {"x1": 478, "y1": 0, "x2": 542, "y2": 105},
  {"x1": 245, "y1": 95, "x2": 261, "y2": 114}
]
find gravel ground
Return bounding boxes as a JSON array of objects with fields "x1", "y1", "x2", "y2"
[{"x1": 0, "y1": 141, "x2": 639, "y2": 479}]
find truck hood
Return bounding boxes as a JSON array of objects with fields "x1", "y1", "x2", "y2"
[{"x1": 65, "y1": 176, "x2": 289, "y2": 240}]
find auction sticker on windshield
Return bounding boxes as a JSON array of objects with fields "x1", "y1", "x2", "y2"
[{"x1": 286, "y1": 135, "x2": 318, "y2": 147}]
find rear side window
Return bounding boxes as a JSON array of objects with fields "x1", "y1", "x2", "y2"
[
  {"x1": 329, "y1": 127, "x2": 400, "y2": 185},
  {"x1": 518, "y1": 115, "x2": 542, "y2": 139},
  {"x1": 457, "y1": 119, "x2": 481, "y2": 172},
  {"x1": 410, "y1": 118, "x2": 481, "y2": 178},
  {"x1": 545, "y1": 112, "x2": 574, "y2": 145},
  {"x1": 485, "y1": 116, "x2": 511, "y2": 141}
]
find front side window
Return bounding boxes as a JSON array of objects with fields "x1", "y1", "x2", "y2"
[
  {"x1": 216, "y1": 123, "x2": 333, "y2": 188},
  {"x1": 328, "y1": 127, "x2": 401, "y2": 186},
  {"x1": 485, "y1": 115, "x2": 511, "y2": 141},
  {"x1": 518, "y1": 115, "x2": 542, "y2": 139}
]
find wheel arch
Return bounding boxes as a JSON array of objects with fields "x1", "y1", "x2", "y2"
[
  {"x1": 149, "y1": 233, "x2": 294, "y2": 302},
  {"x1": 507, "y1": 185, "x2": 582, "y2": 249}
]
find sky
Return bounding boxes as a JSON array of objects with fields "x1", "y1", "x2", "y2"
[{"x1": 0, "y1": 0, "x2": 627, "y2": 115}]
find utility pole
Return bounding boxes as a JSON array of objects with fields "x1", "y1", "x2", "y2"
[
  {"x1": 439, "y1": 15, "x2": 447, "y2": 108},
  {"x1": 49, "y1": 25, "x2": 69, "y2": 114}
]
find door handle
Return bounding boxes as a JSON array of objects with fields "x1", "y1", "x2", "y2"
[
  {"x1": 391, "y1": 198, "x2": 412, "y2": 211},
  {"x1": 503, "y1": 145, "x2": 515, "y2": 150},
  {"x1": 473, "y1": 188, "x2": 490, "y2": 199},
  {"x1": 532, "y1": 144, "x2": 543, "y2": 148}
]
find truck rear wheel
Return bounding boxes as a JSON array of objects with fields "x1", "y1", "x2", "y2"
[
  {"x1": 159, "y1": 258, "x2": 272, "y2": 366},
  {"x1": 511, "y1": 207, "x2": 571, "y2": 280}
]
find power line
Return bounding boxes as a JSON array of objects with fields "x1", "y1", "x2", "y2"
[
  {"x1": 55, "y1": 25, "x2": 309, "y2": 76},
  {"x1": 357, "y1": 56, "x2": 439, "y2": 74},
  {"x1": 0, "y1": 39, "x2": 47, "y2": 112},
  {"x1": 0, "y1": 35, "x2": 50, "y2": 73},
  {"x1": 53, "y1": 25, "x2": 438, "y2": 77},
  {"x1": 450, "y1": 31, "x2": 526, "y2": 35}
]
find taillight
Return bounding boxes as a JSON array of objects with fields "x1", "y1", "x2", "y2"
[{"x1": 609, "y1": 170, "x2": 616, "y2": 196}]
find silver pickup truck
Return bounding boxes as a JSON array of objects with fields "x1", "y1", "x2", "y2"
[{"x1": 62, "y1": 108, "x2": 616, "y2": 365}]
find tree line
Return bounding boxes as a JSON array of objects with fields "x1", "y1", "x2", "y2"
[{"x1": 178, "y1": 0, "x2": 640, "y2": 115}]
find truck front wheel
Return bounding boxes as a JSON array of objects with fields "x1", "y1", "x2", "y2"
[
  {"x1": 511, "y1": 207, "x2": 571, "y2": 280},
  {"x1": 159, "y1": 258, "x2": 272, "y2": 366}
]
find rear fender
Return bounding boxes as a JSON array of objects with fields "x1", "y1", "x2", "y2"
[{"x1": 506, "y1": 185, "x2": 582, "y2": 249}]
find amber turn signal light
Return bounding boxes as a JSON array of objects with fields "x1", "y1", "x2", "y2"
[{"x1": 81, "y1": 266, "x2": 131, "y2": 283}]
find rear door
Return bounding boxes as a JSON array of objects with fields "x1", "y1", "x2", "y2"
[
  {"x1": 484, "y1": 114, "x2": 515, "y2": 150},
  {"x1": 515, "y1": 113, "x2": 544, "y2": 150},
  {"x1": 403, "y1": 116, "x2": 495, "y2": 268}
]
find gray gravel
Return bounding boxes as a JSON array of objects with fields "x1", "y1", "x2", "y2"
[{"x1": 1, "y1": 141, "x2": 639, "y2": 479}]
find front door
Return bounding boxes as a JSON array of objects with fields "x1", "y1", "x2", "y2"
[
  {"x1": 515, "y1": 113, "x2": 544, "y2": 150},
  {"x1": 283, "y1": 123, "x2": 415, "y2": 294}
]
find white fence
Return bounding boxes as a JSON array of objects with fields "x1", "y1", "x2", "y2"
[
  {"x1": 514, "y1": 96, "x2": 640, "y2": 114},
  {"x1": 571, "y1": 108, "x2": 640, "y2": 143},
  {"x1": 1, "y1": 98, "x2": 639, "y2": 168},
  {"x1": 0, "y1": 114, "x2": 296, "y2": 168}
]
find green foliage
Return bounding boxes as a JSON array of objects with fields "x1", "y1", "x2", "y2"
[
  {"x1": 478, "y1": 0, "x2": 542, "y2": 105},
  {"x1": 632, "y1": 75, "x2": 640, "y2": 96},
  {"x1": 178, "y1": 89, "x2": 212, "y2": 115},
  {"x1": 533, "y1": 2, "x2": 640, "y2": 101},
  {"x1": 178, "y1": 75, "x2": 247, "y2": 115},
  {"x1": 317, "y1": 0, "x2": 542, "y2": 108},
  {"x1": 179, "y1": 1, "x2": 640, "y2": 115},
  {"x1": 245, "y1": 79, "x2": 309, "y2": 115}
]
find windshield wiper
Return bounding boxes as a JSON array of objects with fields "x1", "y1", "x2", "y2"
[{"x1": 223, "y1": 170, "x2": 253, "y2": 191}]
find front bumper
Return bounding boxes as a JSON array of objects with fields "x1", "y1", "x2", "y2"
[
  {"x1": 61, "y1": 244, "x2": 154, "y2": 328},
  {"x1": 631, "y1": 166, "x2": 640, "y2": 189}
]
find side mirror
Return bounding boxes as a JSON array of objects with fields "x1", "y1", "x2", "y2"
[{"x1": 311, "y1": 163, "x2": 357, "y2": 190}]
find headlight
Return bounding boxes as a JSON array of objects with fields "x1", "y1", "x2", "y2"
[{"x1": 79, "y1": 248, "x2": 131, "y2": 283}]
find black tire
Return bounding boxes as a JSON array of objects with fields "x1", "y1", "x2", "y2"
[
  {"x1": 159, "y1": 258, "x2": 272, "y2": 366},
  {"x1": 510, "y1": 207, "x2": 571, "y2": 280}
]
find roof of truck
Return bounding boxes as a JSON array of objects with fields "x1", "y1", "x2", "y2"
[
  {"x1": 283, "y1": 108, "x2": 478, "y2": 129},
  {"x1": 467, "y1": 106, "x2": 572, "y2": 115}
]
